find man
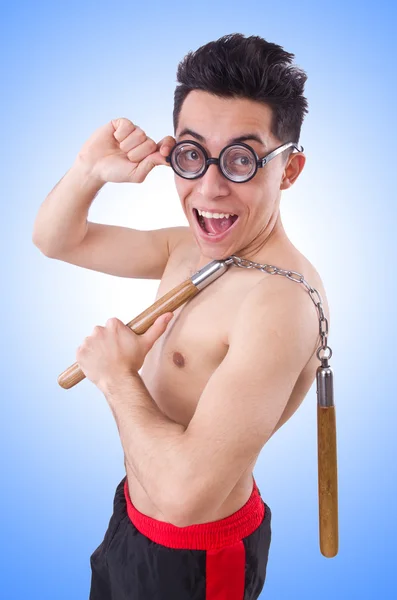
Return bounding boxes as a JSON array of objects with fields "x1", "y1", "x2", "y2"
[{"x1": 33, "y1": 33, "x2": 329, "y2": 599}]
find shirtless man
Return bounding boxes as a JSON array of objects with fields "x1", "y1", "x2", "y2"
[{"x1": 33, "y1": 33, "x2": 329, "y2": 600}]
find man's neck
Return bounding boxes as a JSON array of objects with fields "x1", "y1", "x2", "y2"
[{"x1": 193, "y1": 212, "x2": 292, "y2": 272}]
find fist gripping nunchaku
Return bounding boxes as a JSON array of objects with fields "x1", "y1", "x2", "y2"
[{"x1": 58, "y1": 254, "x2": 338, "y2": 558}]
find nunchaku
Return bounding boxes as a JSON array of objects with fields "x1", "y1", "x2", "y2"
[{"x1": 58, "y1": 255, "x2": 338, "y2": 558}]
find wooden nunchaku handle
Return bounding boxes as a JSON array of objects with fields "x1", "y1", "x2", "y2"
[
  {"x1": 317, "y1": 404, "x2": 338, "y2": 557},
  {"x1": 57, "y1": 279, "x2": 200, "y2": 390}
]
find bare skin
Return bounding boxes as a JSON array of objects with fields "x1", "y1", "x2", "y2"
[
  {"x1": 124, "y1": 90, "x2": 330, "y2": 523},
  {"x1": 125, "y1": 227, "x2": 329, "y2": 523}
]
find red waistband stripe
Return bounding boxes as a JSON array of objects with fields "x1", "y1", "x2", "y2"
[{"x1": 123, "y1": 477, "x2": 265, "y2": 550}]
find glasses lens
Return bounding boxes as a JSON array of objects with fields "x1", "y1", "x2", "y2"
[
  {"x1": 221, "y1": 145, "x2": 256, "y2": 182},
  {"x1": 172, "y1": 143, "x2": 206, "y2": 178}
]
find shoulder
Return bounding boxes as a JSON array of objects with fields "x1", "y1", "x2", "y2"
[
  {"x1": 259, "y1": 247, "x2": 330, "y2": 329},
  {"x1": 231, "y1": 249, "x2": 327, "y2": 359},
  {"x1": 162, "y1": 226, "x2": 195, "y2": 277},
  {"x1": 168, "y1": 226, "x2": 194, "y2": 258}
]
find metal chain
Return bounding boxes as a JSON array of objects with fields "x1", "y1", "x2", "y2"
[{"x1": 229, "y1": 255, "x2": 332, "y2": 363}]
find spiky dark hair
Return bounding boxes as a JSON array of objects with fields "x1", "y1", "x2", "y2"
[{"x1": 173, "y1": 33, "x2": 308, "y2": 162}]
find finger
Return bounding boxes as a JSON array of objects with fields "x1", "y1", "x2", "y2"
[
  {"x1": 135, "y1": 138, "x2": 177, "y2": 177},
  {"x1": 76, "y1": 341, "x2": 87, "y2": 357},
  {"x1": 119, "y1": 127, "x2": 148, "y2": 153},
  {"x1": 111, "y1": 118, "x2": 138, "y2": 143},
  {"x1": 132, "y1": 151, "x2": 166, "y2": 181},
  {"x1": 106, "y1": 317, "x2": 122, "y2": 328},
  {"x1": 126, "y1": 138, "x2": 158, "y2": 163},
  {"x1": 143, "y1": 313, "x2": 174, "y2": 347},
  {"x1": 157, "y1": 135, "x2": 176, "y2": 156}
]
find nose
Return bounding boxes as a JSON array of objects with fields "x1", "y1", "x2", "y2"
[{"x1": 194, "y1": 162, "x2": 230, "y2": 198}]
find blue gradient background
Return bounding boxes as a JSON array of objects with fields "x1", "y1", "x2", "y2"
[{"x1": 1, "y1": 1, "x2": 396, "y2": 598}]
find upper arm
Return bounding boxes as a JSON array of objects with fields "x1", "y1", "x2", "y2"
[
  {"x1": 46, "y1": 222, "x2": 191, "y2": 280},
  {"x1": 173, "y1": 276, "x2": 319, "y2": 525}
]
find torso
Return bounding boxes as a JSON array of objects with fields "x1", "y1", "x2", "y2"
[{"x1": 125, "y1": 229, "x2": 330, "y2": 524}]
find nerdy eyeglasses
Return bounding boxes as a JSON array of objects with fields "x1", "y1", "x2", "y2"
[{"x1": 165, "y1": 140, "x2": 304, "y2": 183}]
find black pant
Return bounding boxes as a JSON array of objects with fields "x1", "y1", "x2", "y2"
[{"x1": 89, "y1": 476, "x2": 272, "y2": 600}]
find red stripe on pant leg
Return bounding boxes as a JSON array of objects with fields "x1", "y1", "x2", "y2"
[{"x1": 206, "y1": 540, "x2": 246, "y2": 599}]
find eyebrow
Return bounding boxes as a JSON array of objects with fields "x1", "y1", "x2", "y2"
[{"x1": 177, "y1": 127, "x2": 267, "y2": 148}]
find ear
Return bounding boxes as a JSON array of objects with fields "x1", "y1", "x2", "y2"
[{"x1": 280, "y1": 152, "x2": 306, "y2": 190}]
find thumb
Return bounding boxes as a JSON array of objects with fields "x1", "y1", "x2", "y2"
[
  {"x1": 137, "y1": 135, "x2": 175, "y2": 177},
  {"x1": 158, "y1": 135, "x2": 176, "y2": 157},
  {"x1": 134, "y1": 149, "x2": 166, "y2": 181},
  {"x1": 144, "y1": 313, "x2": 174, "y2": 348}
]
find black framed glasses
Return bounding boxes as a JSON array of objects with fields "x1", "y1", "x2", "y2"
[{"x1": 165, "y1": 140, "x2": 304, "y2": 183}]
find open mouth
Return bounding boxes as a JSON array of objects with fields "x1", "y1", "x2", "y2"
[{"x1": 193, "y1": 208, "x2": 239, "y2": 237}]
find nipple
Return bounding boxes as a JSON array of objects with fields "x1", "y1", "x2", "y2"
[{"x1": 173, "y1": 351, "x2": 185, "y2": 368}]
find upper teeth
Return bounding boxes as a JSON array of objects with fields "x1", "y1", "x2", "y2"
[{"x1": 197, "y1": 209, "x2": 236, "y2": 219}]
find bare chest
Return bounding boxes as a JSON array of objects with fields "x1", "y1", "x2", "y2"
[
  {"x1": 125, "y1": 254, "x2": 266, "y2": 521},
  {"x1": 140, "y1": 258, "x2": 249, "y2": 427}
]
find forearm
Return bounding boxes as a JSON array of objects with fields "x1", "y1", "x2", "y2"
[
  {"x1": 32, "y1": 158, "x2": 104, "y2": 256},
  {"x1": 103, "y1": 374, "x2": 187, "y2": 519}
]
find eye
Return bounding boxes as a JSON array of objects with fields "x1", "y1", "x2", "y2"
[
  {"x1": 229, "y1": 153, "x2": 254, "y2": 170},
  {"x1": 233, "y1": 155, "x2": 251, "y2": 166},
  {"x1": 182, "y1": 149, "x2": 201, "y2": 162}
]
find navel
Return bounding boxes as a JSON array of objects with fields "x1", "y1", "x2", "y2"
[{"x1": 172, "y1": 351, "x2": 185, "y2": 368}]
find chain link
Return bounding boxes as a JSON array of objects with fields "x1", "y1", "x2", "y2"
[{"x1": 229, "y1": 255, "x2": 332, "y2": 363}]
